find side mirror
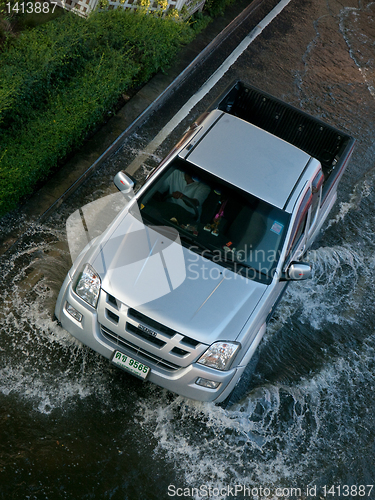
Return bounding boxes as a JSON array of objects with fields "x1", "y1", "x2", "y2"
[
  {"x1": 281, "y1": 262, "x2": 312, "y2": 281},
  {"x1": 114, "y1": 171, "x2": 136, "y2": 194}
]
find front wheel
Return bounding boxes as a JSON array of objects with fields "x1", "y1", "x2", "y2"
[{"x1": 216, "y1": 350, "x2": 261, "y2": 409}]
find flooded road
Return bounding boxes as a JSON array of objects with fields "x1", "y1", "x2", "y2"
[{"x1": 1, "y1": 0, "x2": 375, "y2": 499}]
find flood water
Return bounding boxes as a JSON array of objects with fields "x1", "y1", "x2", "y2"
[{"x1": 1, "y1": 1, "x2": 375, "y2": 499}]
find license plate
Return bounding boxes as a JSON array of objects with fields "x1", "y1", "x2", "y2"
[{"x1": 112, "y1": 351, "x2": 150, "y2": 380}]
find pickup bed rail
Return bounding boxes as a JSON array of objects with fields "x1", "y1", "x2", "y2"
[{"x1": 212, "y1": 81, "x2": 355, "y2": 200}]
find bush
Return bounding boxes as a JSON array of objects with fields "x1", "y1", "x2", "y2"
[
  {"x1": 203, "y1": 0, "x2": 235, "y2": 18},
  {"x1": 0, "y1": 9, "x2": 193, "y2": 216}
]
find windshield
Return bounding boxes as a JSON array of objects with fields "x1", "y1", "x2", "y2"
[{"x1": 132, "y1": 158, "x2": 290, "y2": 284}]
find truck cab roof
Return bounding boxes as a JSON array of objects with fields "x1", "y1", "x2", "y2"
[{"x1": 185, "y1": 111, "x2": 312, "y2": 210}]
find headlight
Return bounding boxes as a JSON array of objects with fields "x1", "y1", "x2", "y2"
[
  {"x1": 197, "y1": 342, "x2": 240, "y2": 371},
  {"x1": 75, "y1": 264, "x2": 101, "y2": 308}
]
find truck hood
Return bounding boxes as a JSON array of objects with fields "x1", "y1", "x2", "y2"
[{"x1": 92, "y1": 213, "x2": 267, "y2": 343}]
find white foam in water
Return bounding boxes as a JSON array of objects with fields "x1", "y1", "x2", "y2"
[
  {"x1": 0, "y1": 229, "x2": 113, "y2": 414},
  {"x1": 262, "y1": 243, "x2": 365, "y2": 337},
  {"x1": 0, "y1": 364, "x2": 94, "y2": 414},
  {"x1": 0, "y1": 314, "x2": 105, "y2": 415},
  {"x1": 138, "y1": 389, "x2": 311, "y2": 497},
  {"x1": 327, "y1": 176, "x2": 373, "y2": 228},
  {"x1": 137, "y1": 331, "x2": 375, "y2": 499},
  {"x1": 300, "y1": 245, "x2": 363, "y2": 326}
]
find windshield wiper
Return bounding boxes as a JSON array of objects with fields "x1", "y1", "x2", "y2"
[
  {"x1": 179, "y1": 235, "x2": 215, "y2": 256},
  {"x1": 181, "y1": 238, "x2": 248, "y2": 270}
]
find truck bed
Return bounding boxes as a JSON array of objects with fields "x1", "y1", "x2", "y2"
[{"x1": 212, "y1": 82, "x2": 355, "y2": 198}]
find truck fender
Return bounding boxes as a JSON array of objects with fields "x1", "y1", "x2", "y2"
[
  {"x1": 239, "y1": 322, "x2": 267, "y2": 368},
  {"x1": 216, "y1": 323, "x2": 266, "y2": 407}
]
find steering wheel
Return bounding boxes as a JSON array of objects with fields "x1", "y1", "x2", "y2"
[{"x1": 165, "y1": 194, "x2": 199, "y2": 221}]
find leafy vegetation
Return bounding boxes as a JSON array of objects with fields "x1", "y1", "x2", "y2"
[
  {"x1": 0, "y1": 9, "x2": 193, "y2": 216},
  {"x1": 203, "y1": 0, "x2": 235, "y2": 18}
]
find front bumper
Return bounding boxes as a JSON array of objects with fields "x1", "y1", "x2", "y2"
[{"x1": 55, "y1": 275, "x2": 242, "y2": 403}]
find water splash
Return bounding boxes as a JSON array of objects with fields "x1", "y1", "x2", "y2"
[{"x1": 137, "y1": 332, "x2": 375, "y2": 497}]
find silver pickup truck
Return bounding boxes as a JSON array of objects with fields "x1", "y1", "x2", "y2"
[{"x1": 55, "y1": 82, "x2": 355, "y2": 404}]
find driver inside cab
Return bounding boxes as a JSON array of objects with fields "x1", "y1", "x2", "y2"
[{"x1": 158, "y1": 170, "x2": 210, "y2": 217}]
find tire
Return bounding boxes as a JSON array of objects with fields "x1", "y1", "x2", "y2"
[{"x1": 216, "y1": 349, "x2": 260, "y2": 409}]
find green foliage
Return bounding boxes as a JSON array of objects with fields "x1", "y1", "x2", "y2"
[
  {"x1": 0, "y1": 0, "x2": 16, "y2": 19},
  {"x1": 0, "y1": 9, "x2": 193, "y2": 216},
  {"x1": 188, "y1": 10, "x2": 212, "y2": 33},
  {"x1": 203, "y1": 0, "x2": 235, "y2": 18}
]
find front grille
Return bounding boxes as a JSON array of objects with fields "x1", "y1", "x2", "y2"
[
  {"x1": 100, "y1": 325, "x2": 180, "y2": 371},
  {"x1": 128, "y1": 308, "x2": 176, "y2": 338},
  {"x1": 180, "y1": 336, "x2": 200, "y2": 347},
  {"x1": 100, "y1": 293, "x2": 206, "y2": 371},
  {"x1": 128, "y1": 308, "x2": 201, "y2": 348},
  {"x1": 106, "y1": 309, "x2": 119, "y2": 324},
  {"x1": 126, "y1": 322, "x2": 166, "y2": 348},
  {"x1": 171, "y1": 347, "x2": 189, "y2": 357},
  {"x1": 107, "y1": 294, "x2": 118, "y2": 308}
]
